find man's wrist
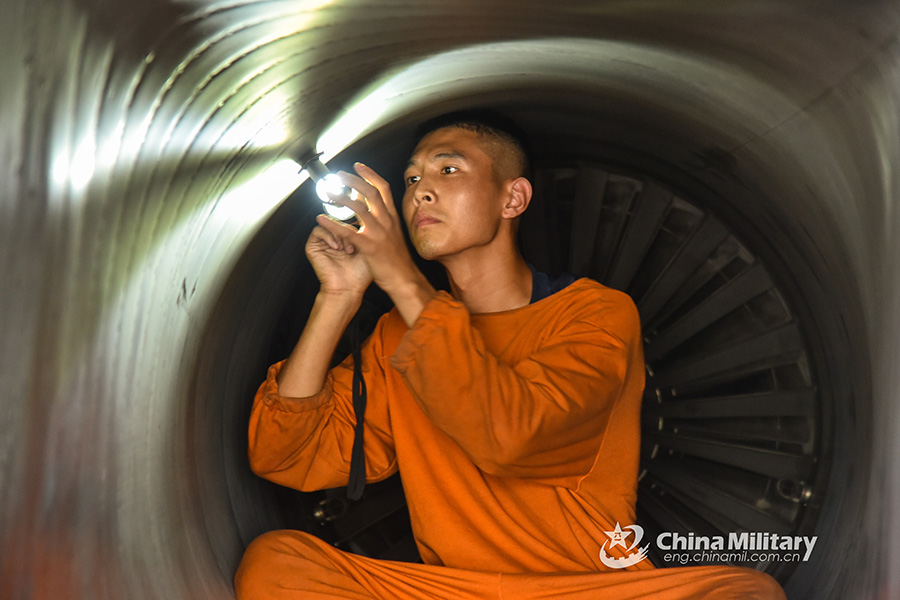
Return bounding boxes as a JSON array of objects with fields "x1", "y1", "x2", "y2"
[
  {"x1": 384, "y1": 271, "x2": 437, "y2": 327},
  {"x1": 316, "y1": 288, "x2": 365, "y2": 307},
  {"x1": 312, "y1": 289, "x2": 364, "y2": 326},
  {"x1": 276, "y1": 288, "x2": 363, "y2": 397}
]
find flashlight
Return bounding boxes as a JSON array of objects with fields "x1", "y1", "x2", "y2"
[{"x1": 300, "y1": 154, "x2": 359, "y2": 222}]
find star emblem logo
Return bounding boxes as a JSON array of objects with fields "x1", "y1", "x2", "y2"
[
  {"x1": 605, "y1": 522, "x2": 632, "y2": 548},
  {"x1": 599, "y1": 522, "x2": 650, "y2": 569}
]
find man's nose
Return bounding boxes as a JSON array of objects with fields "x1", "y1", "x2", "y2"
[{"x1": 413, "y1": 183, "x2": 434, "y2": 205}]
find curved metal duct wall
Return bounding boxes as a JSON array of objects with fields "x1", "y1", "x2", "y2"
[{"x1": 2, "y1": 1, "x2": 899, "y2": 598}]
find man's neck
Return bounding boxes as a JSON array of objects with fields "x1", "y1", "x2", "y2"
[{"x1": 441, "y1": 248, "x2": 533, "y2": 314}]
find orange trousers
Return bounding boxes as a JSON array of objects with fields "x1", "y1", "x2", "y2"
[{"x1": 234, "y1": 530, "x2": 786, "y2": 600}]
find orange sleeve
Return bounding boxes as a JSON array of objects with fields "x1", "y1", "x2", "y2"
[
  {"x1": 389, "y1": 290, "x2": 643, "y2": 486},
  {"x1": 247, "y1": 316, "x2": 398, "y2": 492}
]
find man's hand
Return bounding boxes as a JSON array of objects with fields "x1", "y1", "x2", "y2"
[
  {"x1": 316, "y1": 163, "x2": 436, "y2": 326},
  {"x1": 306, "y1": 222, "x2": 372, "y2": 299}
]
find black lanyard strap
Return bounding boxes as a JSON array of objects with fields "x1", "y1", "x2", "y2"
[{"x1": 346, "y1": 316, "x2": 368, "y2": 501}]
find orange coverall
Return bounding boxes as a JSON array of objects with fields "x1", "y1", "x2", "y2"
[{"x1": 236, "y1": 279, "x2": 785, "y2": 599}]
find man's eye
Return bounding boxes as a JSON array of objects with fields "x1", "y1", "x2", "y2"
[
  {"x1": 441, "y1": 166, "x2": 458, "y2": 174},
  {"x1": 406, "y1": 175, "x2": 420, "y2": 186}
]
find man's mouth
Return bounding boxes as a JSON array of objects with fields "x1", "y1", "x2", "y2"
[{"x1": 414, "y1": 213, "x2": 440, "y2": 228}]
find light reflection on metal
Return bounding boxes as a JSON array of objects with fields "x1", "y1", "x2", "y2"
[
  {"x1": 216, "y1": 158, "x2": 305, "y2": 225},
  {"x1": 314, "y1": 38, "x2": 793, "y2": 166}
]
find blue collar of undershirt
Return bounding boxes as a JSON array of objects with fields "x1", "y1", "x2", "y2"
[{"x1": 529, "y1": 264, "x2": 577, "y2": 304}]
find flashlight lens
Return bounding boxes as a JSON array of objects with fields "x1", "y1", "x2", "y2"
[
  {"x1": 323, "y1": 202, "x2": 357, "y2": 221},
  {"x1": 315, "y1": 174, "x2": 356, "y2": 203},
  {"x1": 315, "y1": 174, "x2": 358, "y2": 221}
]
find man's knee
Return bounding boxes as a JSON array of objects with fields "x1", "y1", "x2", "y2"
[
  {"x1": 234, "y1": 530, "x2": 289, "y2": 599},
  {"x1": 236, "y1": 530, "x2": 334, "y2": 598},
  {"x1": 235, "y1": 529, "x2": 362, "y2": 599}
]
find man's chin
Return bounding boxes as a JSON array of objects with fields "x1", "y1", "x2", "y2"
[
  {"x1": 412, "y1": 239, "x2": 443, "y2": 262},
  {"x1": 415, "y1": 247, "x2": 442, "y2": 262}
]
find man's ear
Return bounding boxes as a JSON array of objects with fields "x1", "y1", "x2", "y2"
[{"x1": 501, "y1": 177, "x2": 532, "y2": 219}]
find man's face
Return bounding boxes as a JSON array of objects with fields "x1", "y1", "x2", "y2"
[{"x1": 402, "y1": 127, "x2": 508, "y2": 262}]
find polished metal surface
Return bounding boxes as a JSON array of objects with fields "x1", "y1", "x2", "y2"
[{"x1": 2, "y1": 1, "x2": 900, "y2": 598}]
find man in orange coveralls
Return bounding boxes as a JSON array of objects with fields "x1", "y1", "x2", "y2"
[{"x1": 235, "y1": 111, "x2": 786, "y2": 599}]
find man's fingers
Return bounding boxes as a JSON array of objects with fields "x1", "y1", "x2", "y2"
[
  {"x1": 335, "y1": 172, "x2": 377, "y2": 207},
  {"x1": 309, "y1": 224, "x2": 342, "y2": 250},
  {"x1": 354, "y1": 163, "x2": 399, "y2": 218},
  {"x1": 315, "y1": 214, "x2": 358, "y2": 244},
  {"x1": 336, "y1": 170, "x2": 390, "y2": 219},
  {"x1": 314, "y1": 164, "x2": 401, "y2": 253}
]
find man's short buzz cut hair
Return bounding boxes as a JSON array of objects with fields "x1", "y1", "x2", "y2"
[{"x1": 414, "y1": 109, "x2": 533, "y2": 182}]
